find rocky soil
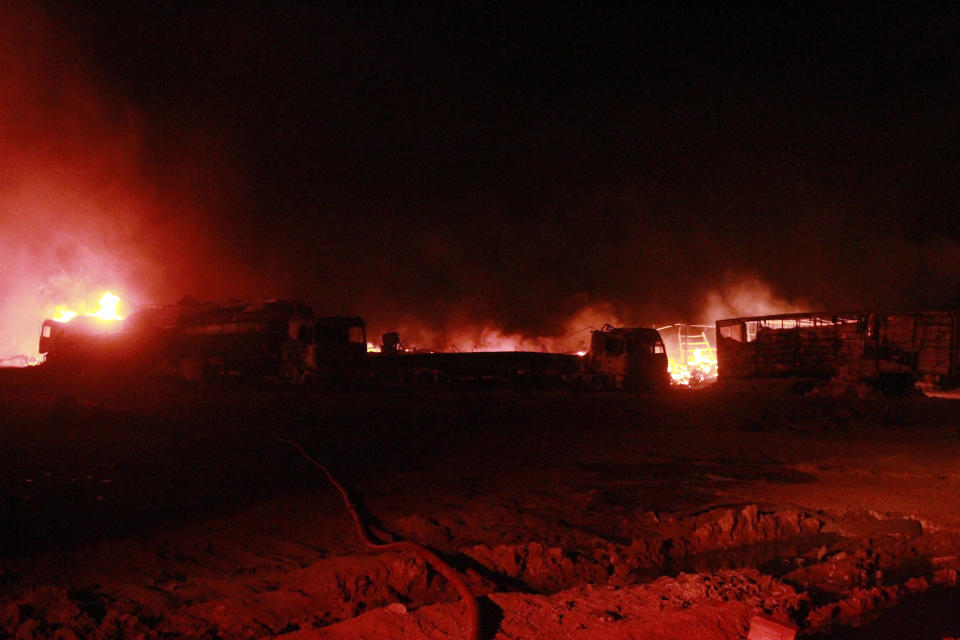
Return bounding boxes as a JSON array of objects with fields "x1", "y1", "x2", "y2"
[{"x1": 3, "y1": 369, "x2": 960, "y2": 639}]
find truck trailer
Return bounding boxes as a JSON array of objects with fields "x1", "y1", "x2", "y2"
[
  {"x1": 716, "y1": 310, "x2": 960, "y2": 392},
  {"x1": 39, "y1": 298, "x2": 366, "y2": 382},
  {"x1": 40, "y1": 301, "x2": 668, "y2": 390},
  {"x1": 369, "y1": 324, "x2": 670, "y2": 390}
]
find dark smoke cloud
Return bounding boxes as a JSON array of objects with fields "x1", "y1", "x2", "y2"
[
  {"x1": 4, "y1": 4, "x2": 960, "y2": 358},
  {"x1": 0, "y1": 4, "x2": 275, "y2": 359}
]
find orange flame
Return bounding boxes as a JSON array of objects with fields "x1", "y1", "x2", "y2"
[
  {"x1": 53, "y1": 291, "x2": 124, "y2": 323},
  {"x1": 662, "y1": 324, "x2": 718, "y2": 386},
  {"x1": 91, "y1": 292, "x2": 122, "y2": 320},
  {"x1": 668, "y1": 350, "x2": 718, "y2": 386},
  {"x1": 53, "y1": 308, "x2": 77, "y2": 323}
]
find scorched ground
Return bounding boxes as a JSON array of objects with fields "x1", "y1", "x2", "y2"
[{"x1": 3, "y1": 370, "x2": 960, "y2": 639}]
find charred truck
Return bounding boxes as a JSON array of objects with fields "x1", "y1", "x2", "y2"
[
  {"x1": 39, "y1": 299, "x2": 366, "y2": 382},
  {"x1": 716, "y1": 310, "x2": 960, "y2": 392},
  {"x1": 369, "y1": 324, "x2": 670, "y2": 390},
  {"x1": 40, "y1": 302, "x2": 668, "y2": 389},
  {"x1": 583, "y1": 324, "x2": 670, "y2": 389}
]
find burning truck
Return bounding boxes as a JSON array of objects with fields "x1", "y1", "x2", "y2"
[
  {"x1": 39, "y1": 297, "x2": 367, "y2": 382},
  {"x1": 38, "y1": 295, "x2": 671, "y2": 389},
  {"x1": 583, "y1": 324, "x2": 670, "y2": 389},
  {"x1": 369, "y1": 324, "x2": 670, "y2": 390}
]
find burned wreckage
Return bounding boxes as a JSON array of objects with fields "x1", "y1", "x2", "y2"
[
  {"x1": 39, "y1": 299, "x2": 367, "y2": 382},
  {"x1": 716, "y1": 310, "x2": 960, "y2": 391},
  {"x1": 370, "y1": 324, "x2": 669, "y2": 389},
  {"x1": 38, "y1": 301, "x2": 670, "y2": 389}
]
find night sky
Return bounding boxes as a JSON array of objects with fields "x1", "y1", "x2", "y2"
[{"x1": 3, "y1": 3, "x2": 960, "y2": 355}]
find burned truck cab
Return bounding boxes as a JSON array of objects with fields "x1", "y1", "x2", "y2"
[
  {"x1": 313, "y1": 316, "x2": 367, "y2": 364},
  {"x1": 282, "y1": 315, "x2": 367, "y2": 383},
  {"x1": 38, "y1": 315, "x2": 131, "y2": 372},
  {"x1": 586, "y1": 325, "x2": 669, "y2": 390},
  {"x1": 38, "y1": 319, "x2": 65, "y2": 357}
]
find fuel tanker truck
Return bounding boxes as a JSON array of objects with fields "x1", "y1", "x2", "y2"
[
  {"x1": 40, "y1": 299, "x2": 668, "y2": 389},
  {"x1": 368, "y1": 323, "x2": 670, "y2": 390},
  {"x1": 39, "y1": 298, "x2": 366, "y2": 382}
]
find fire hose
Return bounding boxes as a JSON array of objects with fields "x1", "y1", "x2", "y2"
[{"x1": 274, "y1": 434, "x2": 481, "y2": 640}]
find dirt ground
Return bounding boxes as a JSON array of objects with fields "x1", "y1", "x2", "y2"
[{"x1": 3, "y1": 369, "x2": 960, "y2": 639}]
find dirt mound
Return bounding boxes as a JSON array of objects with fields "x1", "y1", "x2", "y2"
[
  {"x1": 281, "y1": 569, "x2": 805, "y2": 640},
  {"x1": 462, "y1": 505, "x2": 824, "y2": 593}
]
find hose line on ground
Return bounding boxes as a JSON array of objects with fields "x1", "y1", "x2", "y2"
[{"x1": 273, "y1": 433, "x2": 481, "y2": 640}]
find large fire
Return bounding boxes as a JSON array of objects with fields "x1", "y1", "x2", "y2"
[
  {"x1": 53, "y1": 292, "x2": 124, "y2": 324},
  {"x1": 661, "y1": 324, "x2": 718, "y2": 386},
  {"x1": 668, "y1": 349, "x2": 718, "y2": 386},
  {"x1": 373, "y1": 304, "x2": 621, "y2": 355}
]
